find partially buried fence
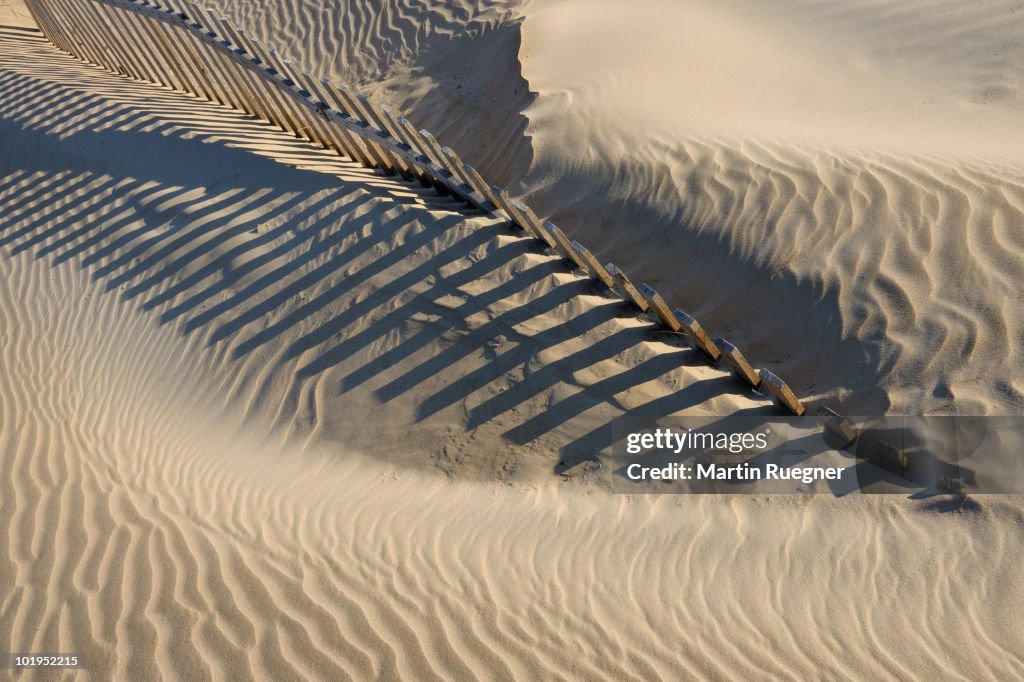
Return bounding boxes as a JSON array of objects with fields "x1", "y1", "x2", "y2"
[{"x1": 23, "y1": 0, "x2": 822, "y2": 419}]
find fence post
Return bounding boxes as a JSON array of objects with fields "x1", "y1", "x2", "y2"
[
  {"x1": 758, "y1": 369, "x2": 806, "y2": 416},
  {"x1": 605, "y1": 263, "x2": 649, "y2": 312},
  {"x1": 357, "y1": 95, "x2": 417, "y2": 180},
  {"x1": 671, "y1": 309, "x2": 721, "y2": 361},
  {"x1": 569, "y1": 241, "x2": 614, "y2": 289},
  {"x1": 713, "y1": 337, "x2": 761, "y2": 388},
  {"x1": 638, "y1": 284, "x2": 682, "y2": 332}
]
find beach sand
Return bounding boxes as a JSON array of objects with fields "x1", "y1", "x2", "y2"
[{"x1": 2, "y1": 1, "x2": 1023, "y2": 679}]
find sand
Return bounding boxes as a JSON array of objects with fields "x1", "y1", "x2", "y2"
[
  {"x1": 207, "y1": 0, "x2": 1024, "y2": 415},
  {"x1": 2, "y1": 0, "x2": 1024, "y2": 679}
]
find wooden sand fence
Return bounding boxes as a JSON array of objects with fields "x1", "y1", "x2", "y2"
[{"x1": 22, "y1": 0, "x2": 847, "y2": 429}]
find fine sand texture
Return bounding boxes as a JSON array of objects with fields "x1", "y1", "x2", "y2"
[
  {"x1": 2, "y1": 3, "x2": 1024, "y2": 681},
  {"x1": 208, "y1": 0, "x2": 1024, "y2": 415}
]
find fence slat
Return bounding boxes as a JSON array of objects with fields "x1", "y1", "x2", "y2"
[
  {"x1": 818, "y1": 406, "x2": 857, "y2": 447},
  {"x1": 638, "y1": 284, "x2": 682, "y2": 332},
  {"x1": 713, "y1": 337, "x2": 761, "y2": 388},
  {"x1": 246, "y1": 36, "x2": 310, "y2": 136},
  {"x1": 333, "y1": 85, "x2": 401, "y2": 175},
  {"x1": 438, "y1": 147, "x2": 496, "y2": 210},
  {"x1": 358, "y1": 95, "x2": 417, "y2": 180},
  {"x1": 153, "y1": 0, "x2": 219, "y2": 101},
  {"x1": 757, "y1": 369, "x2": 806, "y2": 416},
  {"x1": 569, "y1": 241, "x2": 614, "y2": 289},
  {"x1": 605, "y1": 263, "x2": 649, "y2": 312},
  {"x1": 671, "y1": 309, "x2": 721, "y2": 361},
  {"x1": 541, "y1": 221, "x2": 588, "y2": 270},
  {"x1": 379, "y1": 105, "x2": 433, "y2": 186}
]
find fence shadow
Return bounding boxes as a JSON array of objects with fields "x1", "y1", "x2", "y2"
[{"x1": 0, "y1": 28, "x2": 778, "y2": 478}]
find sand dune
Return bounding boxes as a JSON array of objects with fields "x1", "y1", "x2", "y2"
[
  {"x1": 207, "y1": 0, "x2": 1024, "y2": 414},
  {"x1": 3, "y1": 1, "x2": 1024, "y2": 679}
]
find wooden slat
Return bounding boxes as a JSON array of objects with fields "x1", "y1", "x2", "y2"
[
  {"x1": 276, "y1": 53, "x2": 336, "y2": 144},
  {"x1": 713, "y1": 337, "x2": 760, "y2": 388},
  {"x1": 57, "y1": 0, "x2": 108, "y2": 67},
  {"x1": 332, "y1": 85, "x2": 400, "y2": 174},
  {"x1": 818, "y1": 406, "x2": 858, "y2": 447},
  {"x1": 209, "y1": 12, "x2": 282, "y2": 123},
  {"x1": 446, "y1": 154, "x2": 500, "y2": 211},
  {"x1": 94, "y1": 1, "x2": 150, "y2": 80},
  {"x1": 637, "y1": 284, "x2": 682, "y2": 332},
  {"x1": 199, "y1": 9, "x2": 269, "y2": 115},
  {"x1": 245, "y1": 36, "x2": 309, "y2": 135},
  {"x1": 297, "y1": 71, "x2": 366, "y2": 162},
  {"x1": 605, "y1": 262, "x2": 649, "y2": 312},
  {"x1": 541, "y1": 221, "x2": 588, "y2": 270},
  {"x1": 165, "y1": 0, "x2": 234, "y2": 104},
  {"x1": 671, "y1": 308, "x2": 721, "y2": 361},
  {"x1": 339, "y1": 86, "x2": 406, "y2": 174},
  {"x1": 509, "y1": 199, "x2": 556, "y2": 247},
  {"x1": 569, "y1": 241, "x2": 614, "y2": 288},
  {"x1": 178, "y1": 0, "x2": 247, "y2": 107},
  {"x1": 358, "y1": 95, "x2": 416, "y2": 179},
  {"x1": 313, "y1": 79, "x2": 379, "y2": 167},
  {"x1": 757, "y1": 369, "x2": 806, "y2": 416},
  {"x1": 434, "y1": 145, "x2": 479, "y2": 195},
  {"x1": 414, "y1": 128, "x2": 471, "y2": 191},
  {"x1": 157, "y1": 0, "x2": 221, "y2": 102},
  {"x1": 488, "y1": 186, "x2": 530, "y2": 231}
]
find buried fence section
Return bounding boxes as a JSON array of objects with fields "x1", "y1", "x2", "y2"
[{"x1": 22, "y1": 0, "x2": 824, "y2": 419}]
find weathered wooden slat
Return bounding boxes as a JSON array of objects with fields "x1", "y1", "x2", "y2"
[
  {"x1": 221, "y1": 28, "x2": 287, "y2": 128},
  {"x1": 488, "y1": 186, "x2": 531, "y2": 232},
  {"x1": 200, "y1": 9, "x2": 271, "y2": 115},
  {"x1": 569, "y1": 241, "x2": 614, "y2": 288},
  {"x1": 757, "y1": 369, "x2": 806, "y2": 416},
  {"x1": 298, "y1": 71, "x2": 364, "y2": 159},
  {"x1": 94, "y1": 1, "x2": 150, "y2": 80},
  {"x1": 245, "y1": 36, "x2": 309, "y2": 135},
  {"x1": 713, "y1": 337, "x2": 760, "y2": 388},
  {"x1": 671, "y1": 308, "x2": 721, "y2": 361},
  {"x1": 434, "y1": 145, "x2": 479, "y2": 195},
  {"x1": 266, "y1": 48, "x2": 321, "y2": 139},
  {"x1": 637, "y1": 284, "x2": 682, "y2": 332},
  {"x1": 140, "y1": 5, "x2": 201, "y2": 94},
  {"x1": 337, "y1": 86, "x2": 407, "y2": 175},
  {"x1": 605, "y1": 263, "x2": 649, "y2": 312},
  {"x1": 357, "y1": 95, "x2": 416, "y2": 179},
  {"x1": 377, "y1": 106, "x2": 432, "y2": 185},
  {"x1": 278, "y1": 54, "x2": 338, "y2": 144},
  {"x1": 179, "y1": 0, "x2": 247, "y2": 107},
  {"x1": 393, "y1": 116, "x2": 454, "y2": 193},
  {"x1": 379, "y1": 106, "x2": 421, "y2": 154},
  {"x1": 166, "y1": 0, "x2": 234, "y2": 104},
  {"x1": 23, "y1": 1, "x2": 66, "y2": 53},
  {"x1": 541, "y1": 221, "x2": 589, "y2": 270},
  {"x1": 415, "y1": 127, "x2": 465, "y2": 188},
  {"x1": 333, "y1": 86, "x2": 398, "y2": 171},
  {"x1": 210, "y1": 12, "x2": 284, "y2": 124},
  {"x1": 125, "y1": 6, "x2": 186, "y2": 89},
  {"x1": 314, "y1": 79, "x2": 378, "y2": 166},
  {"x1": 508, "y1": 201, "x2": 556, "y2": 248},
  {"x1": 443, "y1": 153, "x2": 499, "y2": 211},
  {"x1": 818, "y1": 406, "x2": 857, "y2": 447},
  {"x1": 60, "y1": 0, "x2": 116, "y2": 69}
]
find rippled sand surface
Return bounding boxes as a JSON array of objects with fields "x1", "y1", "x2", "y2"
[
  {"x1": 2, "y1": 1, "x2": 1024, "y2": 679},
  {"x1": 210, "y1": 0, "x2": 1024, "y2": 414}
]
